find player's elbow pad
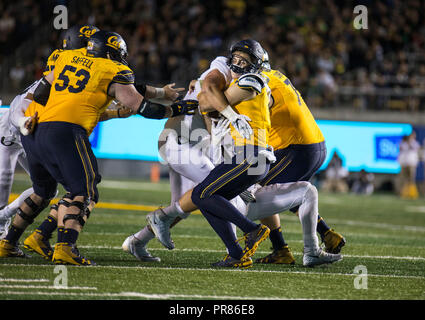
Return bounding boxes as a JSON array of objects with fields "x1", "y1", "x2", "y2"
[
  {"x1": 136, "y1": 99, "x2": 167, "y2": 119},
  {"x1": 33, "y1": 77, "x2": 52, "y2": 106}
]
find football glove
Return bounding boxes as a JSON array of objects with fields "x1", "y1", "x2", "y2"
[
  {"x1": 211, "y1": 117, "x2": 231, "y2": 164},
  {"x1": 170, "y1": 99, "x2": 198, "y2": 117},
  {"x1": 220, "y1": 105, "x2": 253, "y2": 140}
]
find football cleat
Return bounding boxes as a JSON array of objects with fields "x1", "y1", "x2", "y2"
[
  {"x1": 23, "y1": 231, "x2": 54, "y2": 260},
  {"x1": 122, "y1": 234, "x2": 160, "y2": 262},
  {"x1": 322, "y1": 229, "x2": 346, "y2": 254},
  {"x1": 52, "y1": 242, "x2": 95, "y2": 266},
  {"x1": 0, "y1": 239, "x2": 30, "y2": 258},
  {"x1": 0, "y1": 216, "x2": 11, "y2": 239},
  {"x1": 146, "y1": 208, "x2": 175, "y2": 250},
  {"x1": 212, "y1": 254, "x2": 253, "y2": 269},
  {"x1": 255, "y1": 245, "x2": 295, "y2": 265},
  {"x1": 303, "y1": 248, "x2": 342, "y2": 267},
  {"x1": 240, "y1": 224, "x2": 270, "y2": 260}
]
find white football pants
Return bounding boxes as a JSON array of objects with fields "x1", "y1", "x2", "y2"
[
  {"x1": 163, "y1": 135, "x2": 246, "y2": 236},
  {"x1": 246, "y1": 181, "x2": 320, "y2": 253}
]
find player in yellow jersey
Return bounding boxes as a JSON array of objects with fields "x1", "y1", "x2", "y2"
[
  {"x1": 134, "y1": 43, "x2": 344, "y2": 264},
  {"x1": 0, "y1": 30, "x2": 196, "y2": 265},
  {"x1": 243, "y1": 50, "x2": 344, "y2": 266},
  {"x1": 143, "y1": 40, "x2": 273, "y2": 268},
  {"x1": 0, "y1": 24, "x2": 99, "y2": 257}
]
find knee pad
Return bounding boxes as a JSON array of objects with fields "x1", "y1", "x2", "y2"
[
  {"x1": 57, "y1": 192, "x2": 73, "y2": 208},
  {"x1": 62, "y1": 199, "x2": 91, "y2": 227},
  {"x1": 289, "y1": 182, "x2": 317, "y2": 213},
  {"x1": 304, "y1": 183, "x2": 318, "y2": 201},
  {"x1": 16, "y1": 196, "x2": 51, "y2": 224}
]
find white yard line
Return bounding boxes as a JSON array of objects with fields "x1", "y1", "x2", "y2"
[
  {"x1": 405, "y1": 206, "x2": 425, "y2": 213},
  {"x1": 0, "y1": 284, "x2": 97, "y2": 290},
  {"x1": 2, "y1": 263, "x2": 424, "y2": 280},
  {"x1": 325, "y1": 219, "x2": 425, "y2": 233},
  {"x1": 77, "y1": 245, "x2": 425, "y2": 261},
  {"x1": 0, "y1": 290, "x2": 293, "y2": 300},
  {"x1": 0, "y1": 278, "x2": 49, "y2": 283}
]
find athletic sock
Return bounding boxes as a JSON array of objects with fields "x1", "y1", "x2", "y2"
[
  {"x1": 63, "y1": 228, "x2": 79, "y2": 245},
  {"x1": 5, "y1": 226, "x2": 25, "y2": 245},
  {"x1": 269, "y1": 227, "x2": 287, "y2": 251},
  {"x1": 161, "y1": 201, "x2": 185, "y2": 219},
  {"x1": 57, "y1": 227, "x2": 65, "y2": 243},
  {"x1": 316, "y1": 215, "x2": 331, "y2": 240},
  {"x1": 134, "y1": 226, "x2": 155, "y2": 246},
  {"x1": 35, "y1": 215, "x2": 57, "y2": 238}
]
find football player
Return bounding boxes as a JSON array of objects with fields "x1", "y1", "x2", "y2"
[
  {"x1": 0, "y1": 25, "x2": 100, "y2": 243},
  {"x1": 140, "y1": 40, "x2": 274, "y2": 268},
  {"x1": 0, "y1": 30, "x2": 196, "y2": 265},
  {"x1": 122, "y1": 48, "x2": 247, "y2": 263},
  {"x1": 241, "y1": 50, "x2": 344, "y2": 266},
  {"x1": 138, "y1": 46, "x2": 344, "y2": 267}
]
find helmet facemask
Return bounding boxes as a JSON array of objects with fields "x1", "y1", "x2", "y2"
[{"x1": 227, "y1": 39, "x2": 265, "y2": 75}]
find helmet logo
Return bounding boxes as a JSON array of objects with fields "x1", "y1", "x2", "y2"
[
  {"x1": 87, "y1": 40, "x2": 94, "y2": 50},
  {"x1": 80, "y1": 26, "x2": 97, "y2": 38},
  {"x1": 106, "y1": 36, "x2": 121, "y2": 50}
]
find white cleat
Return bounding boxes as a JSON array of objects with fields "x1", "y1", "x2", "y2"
[
  {"x1": 303, "y1": 248, "x2": 342, "y2": 267},
  {"x1": 146, "y1": 209, "x2": 175, "y2": 250},
  {"x1": 0, "y1": 216, "x2": 11, "y2": 240},
  {"x1": 122, "y1": 234, "x2": 160, "y2": 262}
]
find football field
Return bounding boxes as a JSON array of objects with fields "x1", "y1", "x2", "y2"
[{"x1": 1, "y1": 173, "x2": 425, "y2": 301}]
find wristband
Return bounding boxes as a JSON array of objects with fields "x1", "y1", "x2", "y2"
[
  {"x1": 219, "y1": 105, "x2": 237, "y2": 121},
  {"x1": 155, "y1": 87, "x2": 165, "y2": 99}
]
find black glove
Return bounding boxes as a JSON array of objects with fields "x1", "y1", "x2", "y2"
[{"x1": 170, "y1": 99, "x2": 198, "y2": 117}]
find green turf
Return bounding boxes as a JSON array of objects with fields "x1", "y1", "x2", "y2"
[{"x1": 1, "y1": 173, "x2": 425, "y2": 300}]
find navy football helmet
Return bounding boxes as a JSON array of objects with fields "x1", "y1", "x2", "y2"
[
  {"x1": 86, "y1": 30, "x2": 129, "y2": 65},
  {"x1": 262, "y1": 48, "x2": 271, "y2": 71},
  {"x1": 61, "y1": 25, "x2": 99, "y2": 50},
  {"x1": 227, "y1": 39, "x2": 265, "y2": 74}
]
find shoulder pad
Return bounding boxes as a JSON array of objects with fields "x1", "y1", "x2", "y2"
[
  {"x1": 237, "y1": 73, "x2": 266, "y2": 94},
  {"x1": 112, "y1": 68, "x2": 135, "y2": 85}
]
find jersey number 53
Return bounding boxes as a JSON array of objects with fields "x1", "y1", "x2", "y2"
[{"x1": 55, "y1": 65, "x2": 91, "y2": 94}]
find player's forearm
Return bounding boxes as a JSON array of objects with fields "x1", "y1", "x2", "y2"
[
  {"x1": 99, "y1": 109, "x2": 121, "y2": 121},
  {"x1": 198, "y1": 84, "x2": 229, "y2": 113},
  {"x1": 144, "y1": 85, "x2": 165, "y2": 100}
]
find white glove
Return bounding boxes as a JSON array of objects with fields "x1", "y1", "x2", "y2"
[
  {"x1": 17, "y1": 116, "x2": 32, "y2": 136},
  {"x1": 211, "y1": 117, "x2": 231, "y2": 164},
  {"x1": 220, "y1": 105, "x2": 253, "y2": 140}
]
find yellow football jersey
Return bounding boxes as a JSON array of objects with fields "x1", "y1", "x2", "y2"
[
  {"x1": 262, "y1": 69, "x2": 324, "y2": 150},
  {"x1": 43, "y1": 48, "x2": 87, "y2": 76},
  {"x1": 38, "y1": 49, "x2": 134, "y2": 134},
  {"x1": 229, "y1": 75, "x2": 271, "y2": 148},
  {"x1": 25, "y1": 48, "x2": 88, "y2": 118},
  {"x1": 43, "y1": 49, "x2": 63, "y2": 76}
]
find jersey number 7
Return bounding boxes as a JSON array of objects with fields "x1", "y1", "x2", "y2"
[
  {"x1": 55, "y1": 65, "x2": 91, "y2": 93},
  {"x1": 284, "y1": 79, "x2": 302, "y2": 106}
]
